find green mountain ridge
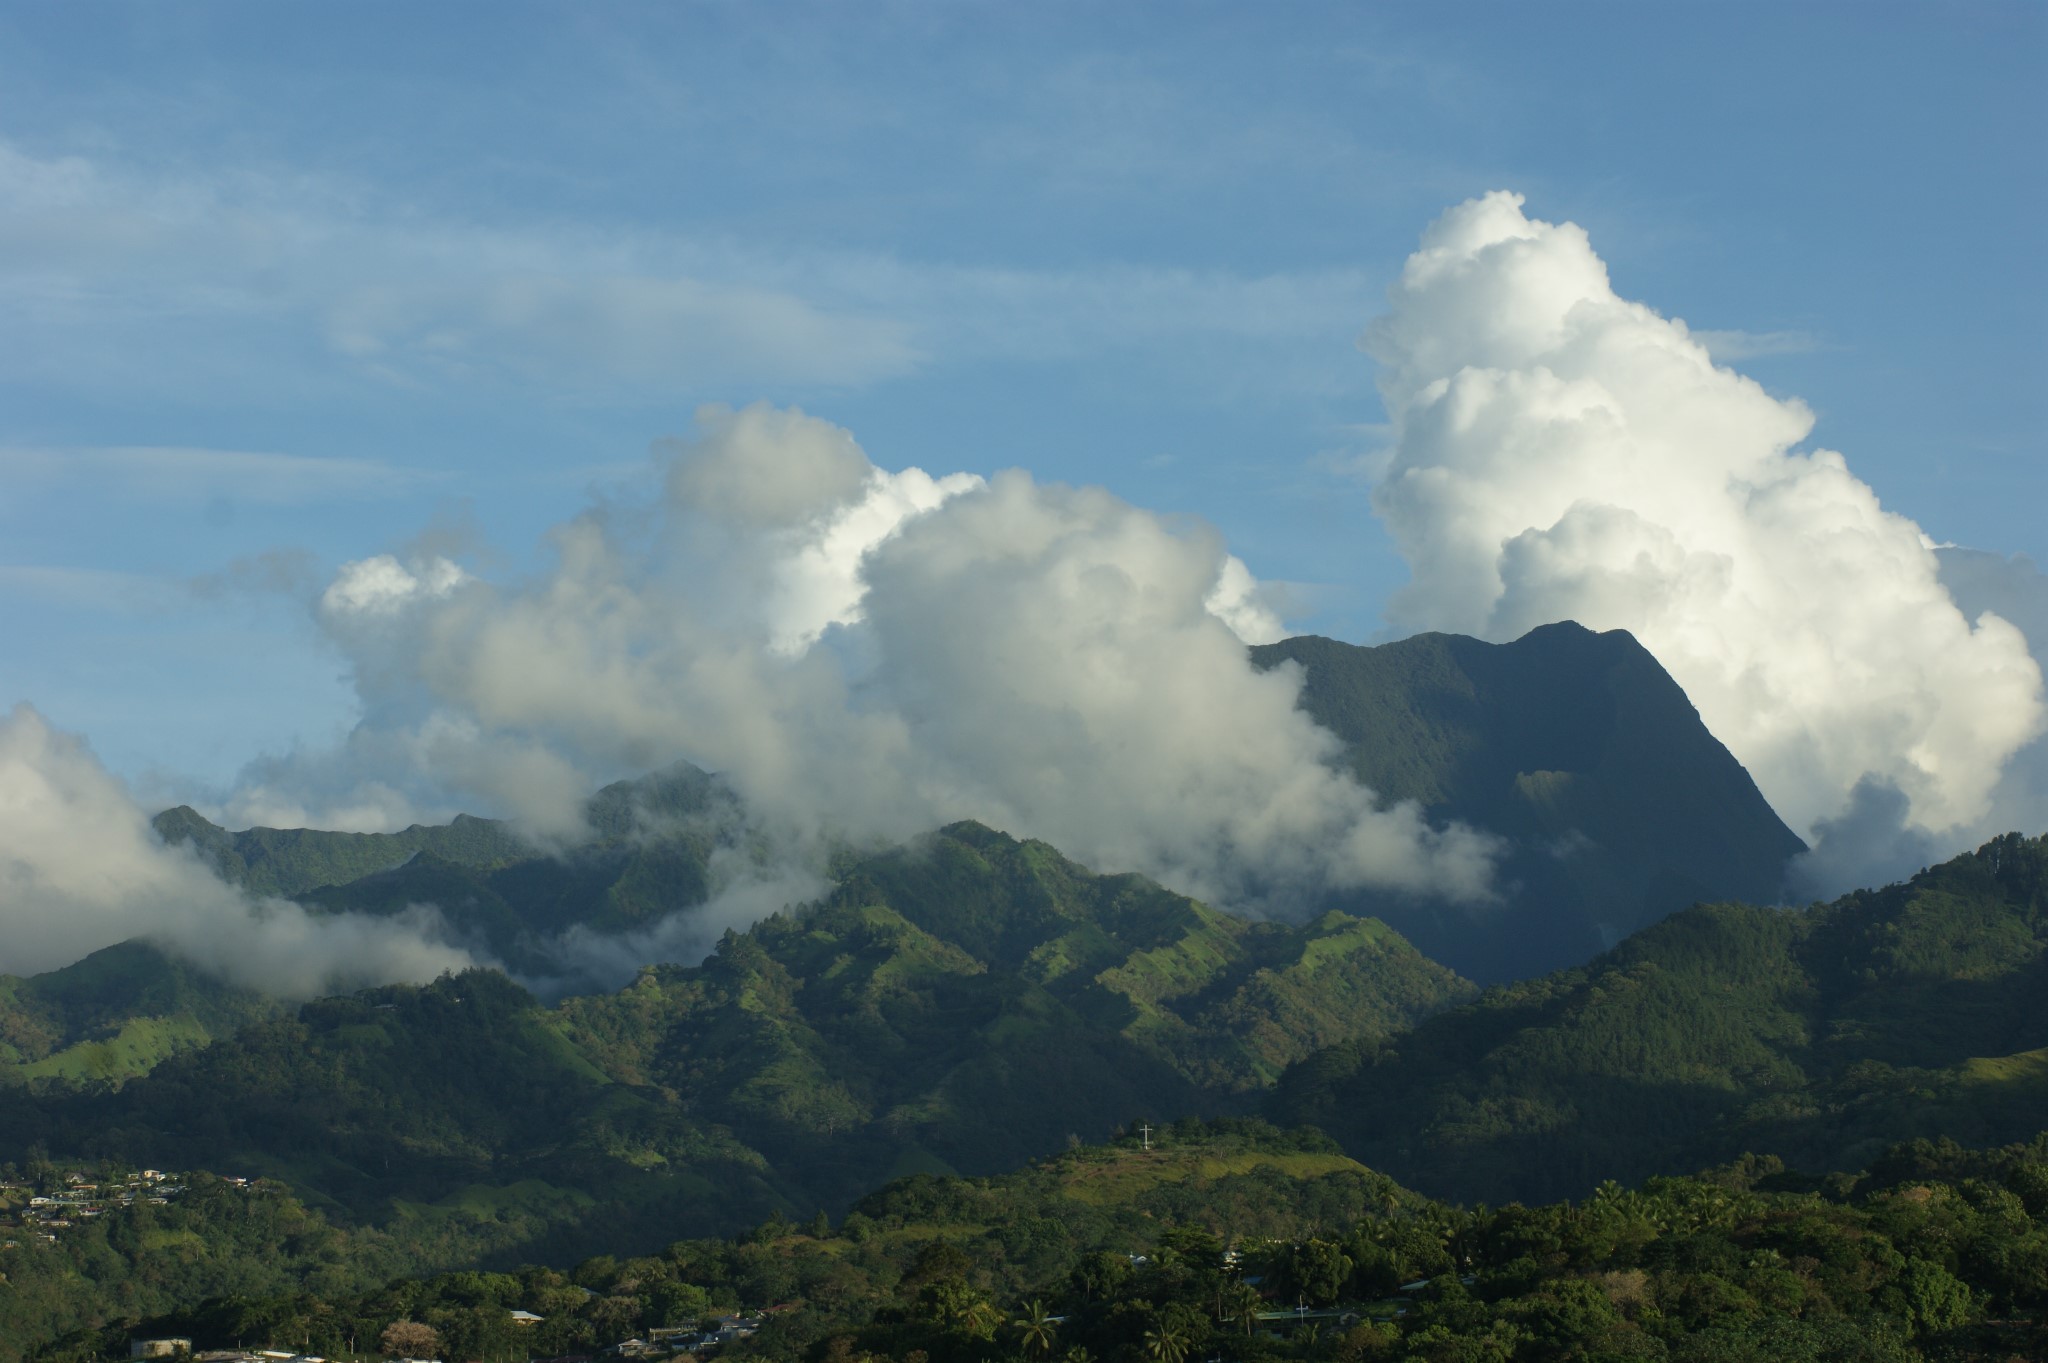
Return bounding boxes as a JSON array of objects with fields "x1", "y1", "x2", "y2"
[
  {"x1": 1272, "y1": 831, "x2": 2048, "y2": 1206},
  {"x1": 0, "y1": 824, "x2": 1471, "y2": 1265},
  {"x1": 554, "y1": 822, "x2": 1475, "y2": 1194},
  {"x1": 8, "y1": 829, "x2": 2048, "y2": 1360}
]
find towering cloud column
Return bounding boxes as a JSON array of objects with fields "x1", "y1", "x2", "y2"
[{"x1": 1366, "y1": 192, "x2": 2044, "y2": 872}]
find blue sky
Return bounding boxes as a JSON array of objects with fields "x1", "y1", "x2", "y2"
[{"x1": 1, "y1": 0, "x2": 2043, "y2": 808}]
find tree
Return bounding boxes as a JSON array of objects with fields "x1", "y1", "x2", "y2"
[
  {"x1": 379, "y1": 1320, "x2": 441, "y2": 1360},
  {"x1": 1013, "y1": 1299, "x2": 1058, "y2": 1359},
  {"x1": 1219, "y1": 1280, "x2": 1263, "y2": 1335},
  {"x1": 1280, "y1": 1239, "x2": 1354, "y2": 1308},
  {"x1": 1897, "y1": 1257, "x2": 1973, "y2": 1335},
  {"x1": 1070, "y1": 1250, "x2": 1133, "y2": 1303},
  {"x1": 1143, "y1": 1325, "x2": 1190, "y2": 1363},
  {"x1": 648, "y1": 1280, "x2": 713, "y2": 1327}
]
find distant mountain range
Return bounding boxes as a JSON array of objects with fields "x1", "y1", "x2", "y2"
[{"x1": 133, "y1": 621, "x2": 1807, "y2": 995}]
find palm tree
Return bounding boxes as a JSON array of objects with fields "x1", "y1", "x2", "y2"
[
  {"x1": 1012, "y1": 1300, "x2": 1058, "y2": 1360},
  {"x1": 1219, "y1": 1280, "x2": 1263, "y2": 1335},
  {"x1": 963, "y1": 1299, "x2": 1006, "y2": 1341},
  {"x1": 1142, "y1": 1326, "x2": 1189, "y2": 1363}
]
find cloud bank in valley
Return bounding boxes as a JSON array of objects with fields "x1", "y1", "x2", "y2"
[
  {"x1": 1364, "y1": 192, "x2": 2047, "y2": 888},
  {"x1": 272, "y1": 402, "x2": 1497, "y2": 916},
  {"x1": 0, "y1": 704, "x2": 482, "y2": 996}
]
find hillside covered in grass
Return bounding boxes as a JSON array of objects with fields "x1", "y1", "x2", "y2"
[
  {"x1": 1274, "y1": 832, "x2": 2048, "y2": 1205},
  {"x1": 0, "y1": 941, "x2": 281, "y2": 1085}
]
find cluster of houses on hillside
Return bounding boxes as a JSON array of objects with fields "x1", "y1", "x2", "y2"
[
  {"x1": 129, "y1": 1342, "x2": 332, "y2": 1362},
  {"x1": 489, "y1": 1305, "x2": 783, "y2": 1363},
  {"x1": 583, "y1": 1310, "x2": 774, "y2": 1359},
  {"x1": 527, "y1": 1308, "x2": 781, "y2": 1362},
  {"x1": 126, "y1": 1307, "x2": 782, "y2": 1363},
  {"x1": 0, "y1": 1168, "x2": 234, "y2": 1246}
]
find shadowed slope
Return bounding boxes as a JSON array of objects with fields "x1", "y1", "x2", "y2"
[{"x1": 1254, "y1": 622, "x2": 1806, "y2": 981}]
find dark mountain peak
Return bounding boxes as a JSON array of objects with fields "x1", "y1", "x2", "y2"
[
  {"x1": 585, "y1": 759, "x2": 735, "y2": 839},
  {"x1": 151, "y1": 803, "x2": 225, "y2": 841},
  {"x1": 931, "y1": 817, "x2": 1017, "y2": 848},
  {"x1": 1254, "y1": 621, "x2": 1806, "y2": 982}
]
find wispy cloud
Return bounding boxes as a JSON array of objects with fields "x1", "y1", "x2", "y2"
[
  {"x1": 1692, "y1": 327, "x2": 1825, "y2": 361},
  {"x1": 328, "y1": 274, "x2": 922, "y2": 394},
  {"x1": 0, "y1": 564, "x2": 182, "y2": 612},
  {"x1": 1309, "y1": 422, "x2": 1399, "y2": 483},
  {"x1": 0, "y1": 445, "x2": 433, "y2": 505},
  {"x1": 0, "y1": 138, "x2": 1378, "y2": 410}
]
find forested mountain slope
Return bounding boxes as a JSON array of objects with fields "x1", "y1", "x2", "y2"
[
  {"x1": 1255, "y1": 622, "x2": 1807, "y2": 981},
  {"x1": 0, "y1": 826, "x2": 1470, "y2": 1263},
  {"x1": 0, "y1": 968, "x2": 795, "y2": 1262},
  {"x1": 555, "y1": 822, "x2": 1474, "y2": 1196},
  {"x1": 1273, "y1": 832, "x2": 2048, "y2": 1205},
  {"x1": 0, "y1": 941, "x2": 281, "y2": 1084}
]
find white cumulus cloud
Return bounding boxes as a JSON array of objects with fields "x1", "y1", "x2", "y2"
[
  {"x1": 253, "y1": 402, "x2": 1496, "y2": 912},
  {"x1": 321, "y1": 553, "x2": 470, "y2": 617},
  {"x1": 1364, "y1": 191, "x2": 2045, "y2": 883}
]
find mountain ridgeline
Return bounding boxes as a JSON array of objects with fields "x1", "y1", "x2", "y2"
[
  {"x1": 551, "y1": 822, "x2": 1474, "y2": 1189},
  {"x1": 1255, "y1": 622, "x2": 1807, "y2": 981},
  {"x1": 140, "y1": 621, "x2": 1807, "y2": 995},
  {"x1": 152, "y1": 762, "x2": 748, "y2": 978}
]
